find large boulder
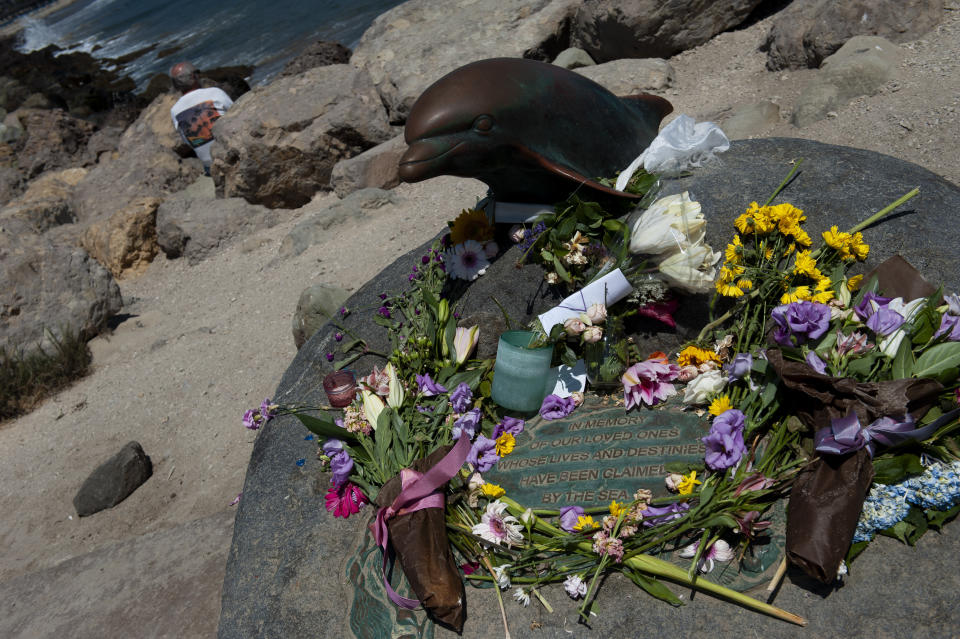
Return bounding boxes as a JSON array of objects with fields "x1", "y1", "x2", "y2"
[
  {"x1": 14, "y1": 108, "x2": 95, "y2": 179},
  {"x1": 81, "y1": 196, "x2": 162, "y2": 278},
  {"x1": 71, "y1": 93, "x2": 198, "y2": 224},
  {"x1": 211, "y1": 65, "x2": 393, "y2": 209},
  {"x1": 0, "y1": 167, "x2": 86, "y2": 232},
  {"x1": 570, "y1": 0, "x2": 765, "y2": 63},
  {"x1": 329, "y1": 134, "x2": 407, "y2": 198},
  {"x1": 763, "y1": 0, "x2": 944, "y2": 70},
  {"x1": 573, "y1": 58, "x2": 675, "y2": 95},
  {"x1": 791, "y1": 36, "x2": 900, "y2": 128},
  {"x1": 279, "y1": 41, "x2": 352, "y2": 78},
  {"x1": 156, "y1": 190, "x2": 282, "y2": 263},
  {"x1": 350, "y1": 0, "x2": 581, "y2": 122},
  {"x1": 0, "y1": 223, "x2": 122, "y2": 352}
]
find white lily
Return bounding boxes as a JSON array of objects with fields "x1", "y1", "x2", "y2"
[
  {"x1": 629, "y1": 192, "x2": 706, "y2": 256},
  {"x1": 361, "y1": 389, "x2": 385, "y2": 429},
  {"x1": 878, "y1": 297, "x2": 926, "y2": 357},
  {"x1": 453, "y1": 325, "x2": 479, "y2": 365},
  {"x1": 383, "y1": 362, "x2": 405, "y2": 409},
  {"x1": 657, "y1": 242, "x2": 721, "y2": 294}
]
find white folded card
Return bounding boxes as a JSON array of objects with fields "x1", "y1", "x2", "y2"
[
  {"x1": 545, "y1": 359, "x2": 587, "y2": 398},
  {"x1": 538, "y1": 269, "x2": 633, "y2": 333}
]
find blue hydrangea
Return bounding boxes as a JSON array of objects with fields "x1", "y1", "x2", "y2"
[{"x1": 853, "y1": 460, "x2": 960, "y2": 542}]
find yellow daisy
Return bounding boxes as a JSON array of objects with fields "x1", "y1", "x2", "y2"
[
  {"x1": 716, "y1": 280, "x2": 745, "y2": 297},
  {"x1": 792, "y1": 250, "x2": 818, "y2": 277},
  {"x1": 708, "y1": 395, "x2": 734, "y2": 416},
  {"x1": 676, "y1": 471, "x2": 702, "y2": 495},
  {"x1": 780, "y1": 285, "x2": 812, "y2": 304},
  {"x1": 609, "y1": 500, "x2": 626, "y2": 518},
  {"x1": 449, "y1": 208, "x2": 495, "y2": 244},
  {"x1": 573, "y1": 515, "x2": 599, "y2": 531},
  {"x1": 481, "y1": 483, "x2": 505, "y2": 498},
  {"x1": 495, "y1": 433, "x2": 516, "y2": 456},
  {"x1": 736, "y1": 278, "x2": 753, "y2": 291},
  {"x1": 847, "y1": 274, "x2": 864, "y2": 291},
  {"x1": 677, "y1": 345, "x2": 722, "y2": 368}
]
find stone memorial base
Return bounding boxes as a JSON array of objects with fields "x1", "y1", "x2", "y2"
[{"x1": 217, "y1": 139, "x2": 960, "y2": 639}]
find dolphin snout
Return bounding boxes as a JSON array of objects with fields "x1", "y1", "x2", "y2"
[{"x1": 398, "y1": 138, "x2": 464, "y2": 182}]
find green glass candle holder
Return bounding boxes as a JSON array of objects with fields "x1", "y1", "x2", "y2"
[{"x1": 490, "y1": 330, "x2": 553, "y2": 413}]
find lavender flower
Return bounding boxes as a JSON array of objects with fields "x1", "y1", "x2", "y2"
[
  {"x1": 468, "y1": 435, "x2": 500, "y2": 472},
  {"x1": 559, "y1": 505, "x2": 585, "y2": 532},
  {"x1": 641, "y1": 501, "x2": 690, "y2": 527},
  {"x1": 853, "y1": 291, "x2": 892, "y2": 321},
  {"x1": 493, "y1": 416, "x2": 525, "y2": 439},
  {"x1": 519, "y1": 222, "x2": 547, "y2": 254},
  {"x1": 935, "y1": 314, "x2": 960, "y2": 341},
  {"x1": 724, "y1": 353, "x2": 753, "y2": 382},
  {"x1": 771, "y1": 301, "x2": 832, "y2": 347},
  {"x1": 450, "y1": 382, "x2": 473, "y2": 413},
  {"x1": 242, "y1": 408, "x2": 262, "y2": 430},
  {"x1": 539, "y1": 394, "x2": 576, "y2": 420},
  {"x1": 323, "y1": 439, "x2": 354, "y2": 488},
  {"x1": 415, "y1": 373, "x2": 448, "y2": 396},
  {"x1": 703, "y1": 409, "x2": 747, "y2": 470},
  {"x1": 805, "y1": 351, "x2": 828, "y2": 375},
  {"x1": 865, "y1": 306, "x2": 906, "y2": 336},
  {"x1": 452, "y1": 408, "x2": 482, "y2": 441},
  {"x1": 377, "y1": 306, "x2": 391, "y2": 319}
]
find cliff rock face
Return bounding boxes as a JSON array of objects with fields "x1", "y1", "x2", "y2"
[
  {"x1": 570, "y1": 0, "x2": 765, "y2": 62},
  {"x1": 350, "y1": 0, "x2": 581, "y2": 122},
  {"x1": 211, "y1": 65, "x2": 393, "y2": 209},
  {"x1": 763, "y1": 0, "x2": 944, "y2": 70}
]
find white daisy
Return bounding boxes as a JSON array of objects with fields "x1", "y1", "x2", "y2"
[
  {"x1": 444, "y1": 240, "x2": 490, "y2": 281},
  {"x1": 513, "y1": 587, "x2": 530, "y2": 606},
  {"x1": 471, "y1": 500, "x2": 524, "y2": 547}
]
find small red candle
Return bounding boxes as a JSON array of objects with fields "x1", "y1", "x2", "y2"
[{"x1": 323, "y1": 370, "x2": 357, "y2": 408}]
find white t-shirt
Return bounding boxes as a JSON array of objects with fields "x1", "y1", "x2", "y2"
[{"x1": 170, "y1": 87, "x2": 234, "y2": 166}]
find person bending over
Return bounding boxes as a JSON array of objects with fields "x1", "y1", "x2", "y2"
[{"x1": 169, "y1": 62, "x2": 233, "y2": 176}]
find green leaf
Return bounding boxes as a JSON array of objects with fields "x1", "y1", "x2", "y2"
[
  {"x1": 560, "y1": 343, "x2": 578, "y2": 368},
  {"x1": 443, "y1": 316, "x2": 457, "y2": 359},
  {"x1": 879, "y1": 519, "x2": 914, "y2": 545},
  {"x1": 478, "y1": 380, "x2": 492, "y2": 397},
  {"x1": 846, "y1": 352, "x2": 879, "y2": 378},
  {"x1": 553, "y1": 256, "x2": 572, "y2": 283},
  {"x1": 845, "y1": 539, "x2": 870, "y2": 563},
  {"x1": 626, "y1": 570, "x2": 683, "y2": 606},
  {"x1": 910, "y1": 307, "x2": 938, "y2": 345},
  {"x1": 540, "y1": 249, "x2": 555, "y2": 261},
  {"x1": 891, "y1": 337, "x2": 916, "y2": 379},
  {"x1": 927, "y1": 503, "x2": 960, "y2": 530},
  {"x1": 602, "y1": 219, "x2": 625, "y2": 233},
  {"x1": 872, "y1": 453, "x2": 923, "y2": 484},
  {"x1": 294, "y1": 412, "x2": 356, "y2": 441},
  {"x1": 913, "y1": 342, "x2": 960, "y2": 378}
]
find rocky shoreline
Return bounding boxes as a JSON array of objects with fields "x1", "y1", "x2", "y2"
[{"x1": 0, "y1": 0, "x2": 958, "y2": 636}]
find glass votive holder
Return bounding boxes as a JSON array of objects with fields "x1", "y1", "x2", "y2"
[
  {"x1": 490, "y1": 330, "x2": 554, "y2": 413},
  {"x1": 323, "y1": 370, "x2": 357, "y2": 408}
]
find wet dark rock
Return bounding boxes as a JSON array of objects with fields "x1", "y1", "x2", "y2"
[{"x1": 279, "y1": 41, "x2": 351, "y2": 78}]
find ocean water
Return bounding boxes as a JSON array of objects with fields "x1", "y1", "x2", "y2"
[{"x1": 15, "y1": 0, "x2": 406, "y2": 89}]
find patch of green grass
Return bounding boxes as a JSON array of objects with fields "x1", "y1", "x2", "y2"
[{"x1": 0, "y1": 328, "x2": 92, "y2": 422}]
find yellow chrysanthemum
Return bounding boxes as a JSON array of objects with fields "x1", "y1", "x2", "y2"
[
  {"x1": 677, "y1": 345, "x2": 722, "y2": 367},
  {"x1": 716, "y1": 280, "x2": 745, "y2": 297},
  {"x1": 736, "y1": 278, "x2": 753, "y2": 290},
  {"x1": 780, "y1": 286, "x2": 812, "y2": 304},
  {"x1": 847, "y1": 274, "x2": 864, "y2": 291},
  {"x1": 764, "y1": 246, "x2": 775, "y2": 260},
  {"x1": 573, "y1": 515, "x2": 599, "y2": 531},
  {"x1": 771, "y1": 203, "x2": 806, "y2": 231},
  {"x1": 848, "y1": 232, "x2": 869, "y2": 260},
  {"x1": 609, "y1": 500, "x2": 626, "y2": 518},
  {"x1": 823, "y1": 226, "x2": 852, "y2": 253},
  {"x1": 495, "y1": 433, "x2": 516, "y2": 456},
  {"x1": 812, "y1": 279, "x2": 835, "y2": 303},
  {"x1": 677, "y1": 471, "x2": 702, "y2": 495},
  {"x1": 709, "y1": 395, "x2": 734, "y2": 416},
  {"x1": 734, "y1": 202, "x2": 762, "y2": 235},
  {"x1": 793, "y1": 250, "x2": 818, "y2": 277},
  {"x1": 724, "y1": 235, "x2": 744, "y2": 264},
  {"x1": 481, "y1": 483, "x2": 505, "y2": 498},
  {"x1": 449, "y1": 208, "x2": 495, "y2": 244},
  {"x1": 718, "y1": 264, "x2": 744, "y2": 282},
  {"x1": 791, "y1": 227, "x2": 813, "y2": 247}
]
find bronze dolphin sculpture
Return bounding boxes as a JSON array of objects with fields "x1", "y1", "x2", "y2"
[{"x1": 398, "y1": 57, "x2": 673, "y2": 204}]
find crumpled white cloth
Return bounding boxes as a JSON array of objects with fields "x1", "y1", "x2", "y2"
[{"x1": 615, "y1": 115, "x2": 730, "y2": 190}]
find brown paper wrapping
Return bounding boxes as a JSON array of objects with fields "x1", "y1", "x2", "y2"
[
  {"x1": 375, "y1": 445, "x2": 465, "y2": 632},
  {"x1": 768, "y1": 350, "x2": 943, "y2": 582}
]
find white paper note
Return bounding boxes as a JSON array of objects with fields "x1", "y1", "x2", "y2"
[{"x1": 538, "y1": 269, "x2": 633, "y2": 333}]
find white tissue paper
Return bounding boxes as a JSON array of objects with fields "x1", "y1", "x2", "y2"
[
  {"x1": 615, "y1": 115, "x2": 730, "y2": 191},
  {"x1": 545, "y1": 359, "x2": 587, "y2": 398}
]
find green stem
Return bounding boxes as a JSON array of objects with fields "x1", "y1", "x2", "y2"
[
  {"x1": 763, "y1": 159, "x2": 803, "y2": 206},
  {"x1": 848, "y1": 188, "x2": 919, "y2": 234}
]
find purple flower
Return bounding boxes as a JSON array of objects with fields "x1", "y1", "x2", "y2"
[
  {"x1": 559, "y1": 505, "x2": 585, "y2": 532},
  {"x1": 468, "y1": 435, "x2": 499, "y2": 472},
  {"x1": 339, "y1": 306, "x2": 348, "y2": 317},
  {"x1": 805, "y1": 351, "x2": 828, "y2": 375},
  {"x1": 416, "y1": 373, "x2": 448, "y2": 396},
  {"x1": 854, "y1": 291, "x2": 892, "y2": 321},
  {"x1": 421, "y1": 255, "x2": 430, "y2": 265},
  {"x1": 642, "y1": 502, "x2": 690, "y2": 527},
  {"x1": 936, "y1": 314, "x2": 960, "y2": 341},
  {"x1": 452, "y1": 408, "x2": 482, "y2": 441},
  {"x1": 450, "y1": 382, "x2": 473, "y2": 413},
  {"x1": 326, "y1": 352, "x2": 335, "y2": 362},
  {"x1": 493, "y1": 416, "x2": 525, "y2": 439},
  {"x1": 622, "y1": 360, "x2": 680, "y2": 409},
  {"x1": 703, "y1": 409, "x2": 747, "y2": 470},
  {"x1": 865, "y1": 306, "x2": 905, "y2": 336},
  {"x1": 242, "y1": 408, "x2": 261, "y2": 430},
  {"x1": 324, "y1": 439, "x2": 354, "y2": 488},
  {"x1": 379, "y1": 293, "x2": 387, "y2": 300},
  {"x1": 335, "y1": 332, "x2": 343, "y2": 342},
  {"x1": 415, "y1": 405, "x2": 434, "y2": 414},
  {"x1": 724, "y1": 353, "x2": 752, "y2": 382},
  {"x1": 771, "y1": 301, "x2": 832, "y2": 347},
  {"x1": 378, "y1": 306, "x2": 391, "y2": 319},
  {"x1": 539, "y1": 394, "x2": 576, "y2": 420}
]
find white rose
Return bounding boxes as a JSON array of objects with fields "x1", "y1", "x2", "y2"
[
  {"x1": 682, "y1": 369, "x2": 726, "y2": 405},
  {"x1": 582, "y1": 326, "x2": 603, "y2": 343},
  {"x1": 585, "y1": 302, "x2": 608, "y2": 325}
]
